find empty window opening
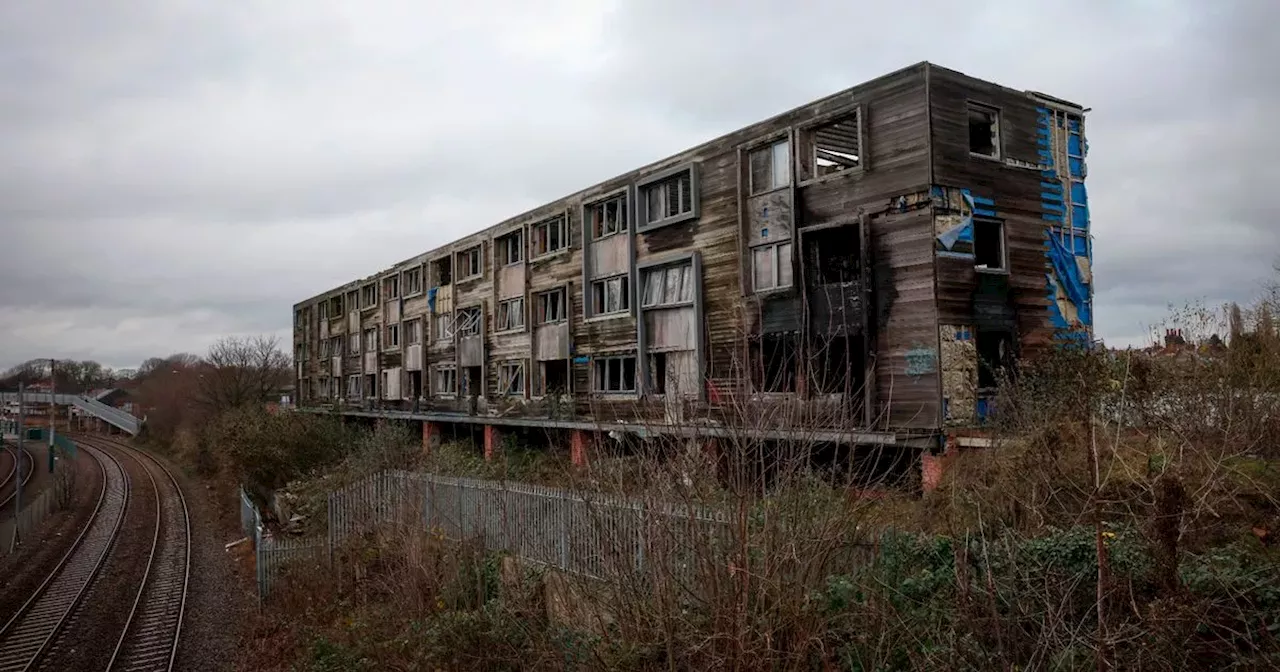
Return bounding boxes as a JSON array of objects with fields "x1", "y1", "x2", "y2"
[
  {"x1": 642, "y1": 170, "x2": 694, "y2": 226},
  {"x1": 751, "y1": 242, "x2": 793, "y2": 292},
  {"x1": 805, "y1": 226, "x2": 862, "y2": 285},
  {"x1": 973, "y1": 219, "x2": 1006, "y2": 271},
  {"x1": 405, "y1": 319, "x2": 422, "y2": 345},
  {"x1": 497, "y1": 230, "x2": 524, "y2": 266},
  {"x1": 497, "y1": 297, "x2": 525, "y2": 331},
  {"x1": 642, "y1": 262, "x2": 694, "y2": 307},
  {"x1": 346, "y1": 290, "x2": 358, "y2": 312},
  {"x1": 591, "y1": 275, "x2": 630, "y2": 316},
  {"x1": 537, "y1": 288, "x2": 566, "y2": 324},
  {"x1": 403, "y1": 267, "x2": 423, "y2": 295},
  {"x1": 364, "y1": 373, "x2": 377, "y2": 399},
  {"x1": 968, "y1": 103, "x2": 1000, "y2": 157},
  {"x1": 976, "y1": 330, "x2": 1013, "y2": 389},
  {"x1": 346, "y1": 375, "x2": 360, "y2": 399},
  {"x1": 749, "y1": 139, "x2": 791, "y2": 195},
  {"x1": 360, "y1": 284, "x2": 378, "y2": 309},
  {"x1": 531, "y1": 216, "x2": 567, "y2": 257},
  {"x1": 457, "y1": 246, "x2": 483, "y2": 280},
  {"x1": 385, "y1": 323, "x2": 400, "y2": 348},
  {"x1": 435, "y1": 313, "x2": 454, "y2": 341},
  {"x1": 588, "y1": 194, "x2": 628, "y2": 239},
  {"x1": 499, "y1": 361, "x2": 525, "y2": 396},
  {"x1": 811, "y1": 336, "x2": 864, "y2": 395},
  {"x1": 407, "y1": 371, "x2": 423, "y2": 400},
  {"x1": 434, "y1": 365, "x2": 457, "y2": 396},
  {"x1": 328, "y1": 296, "x2": 343, "y2": 317},
  {"x1": 462, "y1": 366, "x2": 482, "y2": 397},
  {"x1": 593, "y1": 355, "x2": 637, "y2": 393},
  {"x1": 811, "y1": 114, "x2": 861, "y2": 178},
  {"x1": 384, "y1": 275, "x2": 400, "y2": 300},
  {"x1": 650, "y1": 352, "x2": 667, "y2": 394},
  {"x1": 752, "y1": 334, "x2": 798, "y2": 393},
  {"x1": 432, "y1": 257, "x2": 453, "y2": 287},
  {"x1": 540, "y1": 360, "x2": 570, "y2": 396},
  {"x1": 456, "y1": 306, "x2": 482, "y2": 337}
]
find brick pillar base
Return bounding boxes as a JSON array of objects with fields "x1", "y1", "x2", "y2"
[
  {"x1": 921, "y1": 434, "x2": 959, "y2": 493},
  {"x1": 423, "y1": 422, "x2": 442, "y2": 455},
  {"x1": 484, "y1": 425, "x2": 502, "y2": 462},
  {"x1": 570, "y1": 430, "x2": 593, "y2": 468}
]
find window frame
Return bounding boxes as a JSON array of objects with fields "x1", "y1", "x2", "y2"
[
  {"x1": 348, "y1": 332, "x2": 360, "y2": 355},
  {"x1": 435, "y1": 313, "x2": 454, "y2": 342},
  {"x1": 385, "y1": 322, "x2": 400, "y2": 349},
  {"x1": 496, "y1": 297, "x2": 526, "y2": 333},
  {"x1": 456, "y1": 244, "x2": 483, "y2": 281},
  {"x1": 346, "y1": 374, "x2": 361, "y2": 399},
  {"x1": 636, "y1": 163, "x2": 700, "y2": 232},
  {"x1": 590, "y1": 274, "x2": 631, "y2": 317},
  {"x1": 750, "y1": 241, "x2": 794, "y2": 293},
  {"x1": 536, "y1": 287, "x2": 568, "y2": 324},
  {"x1": 456, "y1": 305, "x2": 483, "y2": 338},
  {"x1": 585, "y1": 191, "x2": 629, "y2": 241},
  {"x1": 530, "y1": 214, "x2": 568, "y2": 259},
  {"x1": 433, "y1": 364, "x2": 458, "y2": 397},
  {"x1": 972, "y1": 218, "x2": 1008, "y2": 273},
  {"x1": 402, "y1": 266, "x2": 424, "y2": 297},
  {"x1": 383, "y1": 274, "x2": 400, "y2": 301},
  {"x1": 641, "y1": 260, "x2": 696, "y2": 308},
  {"x1": 799, "y1": 106, "x2": 865, "y2": 185},
  {"x1": 496, "y1": 229, "x2": 524, "y2": 266},
  {"x1": 592, "y1": 354, "x2": 638, "y2": 395},
  {"x1": 966, "y1": 101, "x2": 1003, "y2": 160},
  {"x1": 498, "y1": 360, "x2": 526, "y2": 397},
  {"x1": 363, "y1": 327, "x2": 378, "y2": 352},
  {"x1": 748, "y1": 138, "x2": 791, "y2": 196},
  {"x1": 405, "y1": 318, "x2": 422, "y2": 346},
  {"x1": 360, "y1": 283, "x2": 378, "y2": 311}
]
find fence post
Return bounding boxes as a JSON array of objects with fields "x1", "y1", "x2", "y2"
[{"x1": 559, "y1": 492, "x2": 569, "y2": 571}]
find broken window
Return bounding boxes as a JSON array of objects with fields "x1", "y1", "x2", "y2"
[
  {"x1": 650, "y1": 352, "x2": 667, "y2": 394},
  {"x1": 348, "y1": 333, "x2": 360, "y2": 354},
  {"x1": 457, "y1": 245, "x2": 483, "y2": 280},
  {"x1": 432, "y1": 257, "x2": 453, "y2": 287},
  {"x1": 805, "y1": 226, "x2": 861, "y2": 285},
  {"x1": 364, "y1": 328, "x2": 378, "y2": 352},
  {"x1": 751, "y1": 242, "x2": 793, "y2": 292},
  {"x1": 588, "y1": 194, "x2": 628, "y2": 240},
  {"x1": 403, "y1": 267, "x2": 423, "y2": 295},
  {"x1": 346, "y1": 375, "x2": 360, "y2": 399},
  {"x1": 751, "y1": 334, "x2": 798, "y2": 393},
  {"x1": 973, "y1": 219, "x2": 1006, "y2": 271},
  {"x1": 531, "y1": 215, "x2": 567, "y2": 257},
  {"x1": 591, "y1": 275, "x2": 630, "y2": 316},
  {"x1": 383, "y1": 275, "x2": 400, "y2": 301},
  {"x1": 385, "y1": 323, "x2": 400, "y2": 348},
  {"x1": 537, "y1": 288, "x2": 566, "y2": 324},
  {"x1": 641, "y1": 169, "x2": 695, "y2": 227},
  {"x1": 497, "y1": 230, "x2": 523, "y2": 266},
  {"x1": 642, "y1": 261, "x2": 694, "y2": 307},
  {"x1": 456, "y1": 306, "x2": 482, "y2": 337},
  {"x1": 434, "y1": 365, "x2": 457, "y2": 396},
  {"x1": 346, "y1": 290, "x2": 358, "y2": 313},
  {"x1": 539, "y1": 360, "x2": 570, "y2": 396},
  {"x1": 435, "y1": 313, "x2": 453, "y2": 341},
  {"x1": 360, "y1": 284, "x2": 378, "y2": 309},
  {"x1": 499, "y1": 361, "x2": 525, "y2": 396},
  {"x1": 749, "y1": 139, "x2": 790, "y2": 195},
  {"x1": 810, "y1": 113, "x2": 861, "y2": 178},
  {"x1": 976, "y1": 330, "x2": 1013, "y2": 389},
  {"x1": 968, "y1": 103, "x2": 1000, "y2": 158},
  {"x1": 405, "y1": 319, "x2": 422, "y2": 345},
  {"x1": 497, "y1": 297, "x2": 525, "y2": 331},
  {"x1": 593, "y1": 355, "x2": 637, "y2": 393},
  {"x1": 330, "y1": 336, "x2": 343, "y2": 357}
]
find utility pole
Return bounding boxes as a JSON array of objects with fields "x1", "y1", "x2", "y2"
[
  {"x1": 49, "y1": 358, "x2": 57, "y2": 474},
  {"x1": 12, "y1": 381, "x2": 24, "y2": 550}
]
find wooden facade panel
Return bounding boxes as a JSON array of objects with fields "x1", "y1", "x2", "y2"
[
  {"x1": 497, "y1": 263, "x2": 525, "y2": 299},
  {"x1": 645, "y1": 307, "x2": 697, "y2": 351},
  {"x1": 746, "y1": 190, "x2": 793, "y2": 246},
  {"x1": 535, "y1": 323, "x2": 571, "y2": 361},
  {"x1": 459, "y1": 336, "x2": 484, "y2": 368},
  {"x1": 589, "y1": 234, "x2": 629, "y2": 278}
]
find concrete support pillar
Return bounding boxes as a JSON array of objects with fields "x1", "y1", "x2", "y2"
[
  {"x1": 570, "y1": 429, "x2": 593, "y2": 468},
  {"x1": 484, "y1": 425, "x2": 501, "y2": 462},
  {"x1": 423, "y1": 422, "x2": 442, "y2": 455}
]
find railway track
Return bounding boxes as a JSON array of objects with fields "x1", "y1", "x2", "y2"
[
  {"x1": 96, "y1": 436, "x2": 191, "y2": 672},
  {"x1": 0, "y1": 445, "x2": 34, "y2": 512},
  {"x1": 0, "y1": 442, "x2": 124, "y2": 672}
]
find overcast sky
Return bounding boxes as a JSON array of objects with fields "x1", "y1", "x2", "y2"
[{"x1": 1, "y1": 0, "x2": 1276, "y2": 371}]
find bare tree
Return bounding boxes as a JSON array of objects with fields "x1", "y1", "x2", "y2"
[{"x1": 196, "y1": 335, "x2": 292, "y2": 412}]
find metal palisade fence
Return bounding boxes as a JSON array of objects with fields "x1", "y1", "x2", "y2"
[
  {"x1": 240, "y1": 486, "x2": 326, "y2": 599},
  {"x1": 1, "y1": 488, "x2": 56, "y2": 555}
]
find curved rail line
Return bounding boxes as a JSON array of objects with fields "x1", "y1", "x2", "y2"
[
  {"x1": 0, "y1": 446, "x2": 35, "y2": 512},
  {"x1": 89, "y1": 436, "x2": 191, "y2": 672},
  {"x1": 0, "y1": 442, "x2": 127, "y2": 672}
]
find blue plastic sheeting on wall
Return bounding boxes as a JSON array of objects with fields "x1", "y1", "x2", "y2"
[
  {"x1": 1047, "y1": 235, "x2": 1092, "y2": 327},
  {"x1": 427, "y1": 287, "x2": 438, "y2": 313}
]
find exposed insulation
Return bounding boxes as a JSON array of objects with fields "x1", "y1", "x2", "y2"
[{"x1": 939, "y1": 324, "x2": 977, "y2": 425}]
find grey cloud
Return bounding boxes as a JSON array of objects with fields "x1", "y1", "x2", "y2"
[{"x1": 2, "y1": 0, "x2": 1278, "y2": 370}]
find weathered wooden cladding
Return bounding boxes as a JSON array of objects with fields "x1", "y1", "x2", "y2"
[{"x1": 292, "y1": 61, "x2": 1087, "y2": 441}]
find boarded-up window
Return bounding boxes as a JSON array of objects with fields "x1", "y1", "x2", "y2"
[
  {"x1": 642, "y1": 262, "x2": 695, "y2": 307},
  {"x1": 749, "y1": 139, "x2": 790, "y2": 195},
  {"x1": 593, "y1": 355, "x2": 637, "y2": 393},
  {"x1": 531, "y1": 216, "x2": 567, "y2": 257},
  {"x1": 641, "y1": 169, "x2": 694, "y2": 227},
  {"x1": 811, "y1": 113, "x2": 861, "y2": 178},
  {"x1": 497, "y1": 297, "x2": 525, "y2": 331},
  {"x1": 588, "y1": 194, "x2": 628, "y2": 239},
  {"x1": 751, "y1": 242, "x2": 792, "y2": 291},
  {"x1": 499, "y1": 361, "x2": 525, "y2": 396}
]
